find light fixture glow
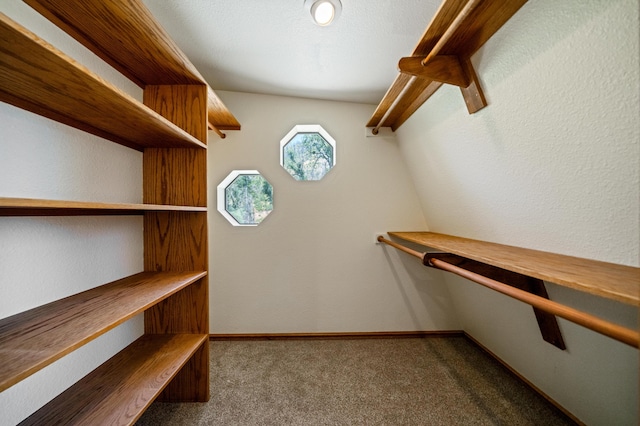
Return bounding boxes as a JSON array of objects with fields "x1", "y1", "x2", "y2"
[
  {"x1": 304, "y1": 0, "x2": 342, "y2": 26},
  {"x1": 313, "y1": 2, "x2": 334, "y2": 25}
]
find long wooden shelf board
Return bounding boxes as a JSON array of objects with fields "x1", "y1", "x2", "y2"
[
  {"x1": 0, "y1": 271, "x2": 207, "y2": 392},
  {"x1": 23, "y1": 0, "x2": 241, "y2": 131},
  {"x1": 0, "y1": 197, "x2": 207, "y2": 216},
  {"x1": 18, "y1": 333, "x2": 208, "y2": 426},
  {"x1": 389, "y1": 232, "x2": 640, "y2": 306},
  {"x1": 367, "y1": 0, "x2": 528, "y2": 130},
  {"x1": 207, "y1": 87, "x2": 241, "y2": 131},
  {"x1": 0, "y1": 13, "x2": 206, "y2": 151}
]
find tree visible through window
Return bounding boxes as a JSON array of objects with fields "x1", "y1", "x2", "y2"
[
  {"x1": 280, "y1": 125, "x2": 336, "y2": 181},
  {"x1": 217, "y1": 170, "x2": 273, "y2": 226}
]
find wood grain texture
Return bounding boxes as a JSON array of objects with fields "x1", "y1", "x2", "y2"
[
  {"x1": 144, "y1": 277, "x2": 208, "y2": 334},
  {"x1": 366, "y1": 73, "x2": 413, "y2": 128},
  {"x1": 143, "y1": 211, "x2": 209, "y2": 401},
  {"x1": 440, "y1": 0, "x2": 529, "y2": 58},
  {"x1": 24, "y1": 0, "x2": 204, "y2": 86},
  {"x1": 0, "y1": 271, "x2": 206, "y2": 392},
  {"x1": 18, "y1": 334, "x2": 207, "y2": 426},
  {"x1": 458, "y1": 55, "x2": 487, "y2": 113},
  {"x1": 0, "y1": 197, "x2": 206, "y2": 216},
  {"x1": 24, "y1": 0, "x2": 240, "y2": 131},
  {"x1": 144, "y1": 212, "x2": 208, "y2": 272},
  {"x1": 144, "y1": 85, "x2": 208, "y2": 144},
  {"x1": 142, "y1": 60, "x2": 209, "y2": 403},
  {"x1": 392, "y1": 80, "x2": 443, "y2": 131},
  {"x1": 143, "y1": 149, "x2": 207, "y2": 207},
  {"x1": 143, "y1": 86, "x2": 208, "y2": 207},
  {"x1": 430, "y1": 256, "x2": 639, "y2": 347},
  {"x1": 399, "y1": 55, "x2": 469, "y2": 87},
  {"x1": 155, "y1": 340, "x2": 209, "y2": 402},
  {"x1": 208, "y1": 86, "x2": 241, "y2": 131},
  {"x1": 389, "y1": 232, "x2": 640, "y2": 306},
  {"x1": 376, "y1": 77, "x2": 429, "y2": 129},
  {"x1": 424, "y1": 253, "x2": 566, "y2": 349},
  {"x1": 5, "y1": 0, "x2": 213, "y2": 411},
  {"x1": 0, "y1": 14, "x2": 206, "y2": 151},
  {"x1": 411, "y1": 0, "x2": 469, "y2": 55},
  {"x1": 368, "y1": 0, "x2": 528, "y2": 130}
]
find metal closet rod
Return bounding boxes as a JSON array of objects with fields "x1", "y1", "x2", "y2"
[{"x1": 376, "y1": 236, "x2": 639, "y2": 348}]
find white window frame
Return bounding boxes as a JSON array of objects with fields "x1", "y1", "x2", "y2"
[
  {"x1": 279, "y1": 124, "x2": 336, "y2": 180},
  {"x1": 217, "y1": 170, "x2": 272, "y2": 227}
]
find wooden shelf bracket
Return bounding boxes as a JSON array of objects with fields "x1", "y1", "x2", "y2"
[
  {"x1": 398, "y1": 54, "x2": 487, "y2": 114},
  {"x1": 377, "y1": 235, "x2": 639, "y2": 349},
  {"x1": 424, "y1": 252, "x2": 565, "y2": 349},
  {"x1": 367, "y1": 0, "x2": 528, "y2": 133}
]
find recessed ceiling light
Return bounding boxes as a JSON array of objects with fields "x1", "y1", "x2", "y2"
[{"x1": 304, "y1": 0, "x2": 342, "y2": 26}]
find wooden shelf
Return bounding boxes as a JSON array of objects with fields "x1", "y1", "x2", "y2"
[
  {"x1": 18, "y1": 333, "x2": 208, "y2": 426},
  {"x1": 23, "y1": 0, "x2": 241, "y2": 132},
  {"x1": 368, "y1": 0, "x2": 528, "y2": 131},
  {"x1": 0, "y1": 197, "x2": 207, "y2": 216},
  {"x1": 3, "y1": 0, "x2": 214, "y2": 417},
  {"x1": 0, "y1": 271, "x2": 206, "y2": 392},
  {"x1": 0, "y1": 13, "x2": 207, "y2": 151},
  {"x1": 389, "y1": 232, "x2": 639, "y2": 306}
]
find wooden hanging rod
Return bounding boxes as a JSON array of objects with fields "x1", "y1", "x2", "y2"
[
  {"x1": 421, "y1": 0, "x2": 482, "y2": 65},
  {"x1": 366, "y1": 0, "x2": 528, "y2": 132},
  {"x1": 372, "y1": 76, "x2": 417, "y2": 135},
  {"x1": 376, "y1": 236, "x2": 639, "y2": 348}
]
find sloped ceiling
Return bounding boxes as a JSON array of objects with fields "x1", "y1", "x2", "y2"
[{"x1": 144, "y1": 0, "x2": 441, "y2": 104}]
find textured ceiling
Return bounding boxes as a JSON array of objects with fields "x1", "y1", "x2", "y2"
[{"x1": 144, "y1": 0, "x2": 440, "y2": 104}]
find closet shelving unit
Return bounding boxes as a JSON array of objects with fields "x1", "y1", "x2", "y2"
[
  {"x1": 378, "y1": 232, "x2": 639, "y2": 348},
  {"x1": 367, "y1": 0, "x2": 528, "y2": 133},
  {"x1": 0, "y1": 0, "x2": 239, "y2": 423},
  {"x1": 386, "y1": 232, "x2": 639, "y2": 309}
]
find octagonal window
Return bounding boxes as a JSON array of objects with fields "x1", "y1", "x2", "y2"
[
  {"x1": 280, "y1": 124, "x2": 336, "y2": 181},
  {"x1": 217, "y1": 170, "x2": 273, "y2": 226}
]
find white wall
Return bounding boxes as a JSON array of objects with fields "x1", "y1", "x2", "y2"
[
  {"x1": 0, "y1": 3, "x2": 144, "y2": 424},
  {"x1": 395, "y1": 0, "x2": 639, "y2": 424},
  {"x1": 209, "y1": 91, "x2": 460, "y2": 334}
]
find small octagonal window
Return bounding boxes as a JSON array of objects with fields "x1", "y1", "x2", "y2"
[
  {"x1": 217, "y1": 170, "x2": 273, "y2": 226},
  {"x1": 280, "y1": 124, "x2": 336, "y2": 181}
]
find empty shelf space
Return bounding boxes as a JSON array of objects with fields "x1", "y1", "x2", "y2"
[
  {"x1": 0, "y1": 271, "x2": 207, "y2": 392},
  {"x1": 23, "y1": 0, "x2": 240, "y2": 132},
  {"x1": 388, "y1": 232, "x2": 639, "y2": 306},
  {"x1": 0, "y1": 197, "x2": 207, "y2": 216},
  {"x1": 18, "y1": 333, "x2": 208, "y2": 426},
  {"x1": 0, "y1": 13, "x2": 206, "y2": 151}
]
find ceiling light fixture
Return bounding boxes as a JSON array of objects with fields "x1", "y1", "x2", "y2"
[{"x1": 304, "y1": 0, "x2": 342, "y2": 26}]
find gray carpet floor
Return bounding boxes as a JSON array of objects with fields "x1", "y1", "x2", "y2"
[{"x1": 136, "y1": 337, "x2": 576, "y2": 425}]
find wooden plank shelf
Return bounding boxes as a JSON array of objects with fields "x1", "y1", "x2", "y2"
[
  {"x1": 18, "y1": 333, "x2": 208, "y2": 426},
  {"x1": 0, "y1": 271, "x2": 207, "y2": 392},
  {"x1": 24, "y1": 0, "x2": 241, "y2": 132},
  {"x1": 3, "y1": 0, "x2": 214, "y2": 418},
  {"x1": 0, "y1": 13, "x2": 207, "y2": 151},
  {"x1": 0, "y1": 197, "x2": 207, "y2": 216},
  {"x1": 367, "y1": 0, "x2": 528, "y2": 132},
  {"x1": 388, "y1": 232, "x2": 640, "y2": 306}
]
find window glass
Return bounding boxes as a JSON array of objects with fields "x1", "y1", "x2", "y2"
[
  {"x1": 280, "y1": 125, "x2": 336, "y2": 181},
  {"x1": 217, "y1": 170, "x2": 273, "y2": 226}
]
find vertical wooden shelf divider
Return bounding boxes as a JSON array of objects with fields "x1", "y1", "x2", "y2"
[{"x1": 143, "y1": 85, "x2": 210, "y2": 401}]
